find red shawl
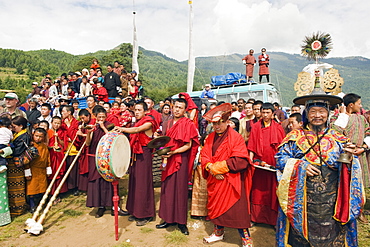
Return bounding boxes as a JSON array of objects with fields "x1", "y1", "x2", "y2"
[
  {"x1": 161, "y1": 117, "x2": 200, "y2": 181},
  {"x1": 179, "y1": 92, "x2": 199, "y2": 127},
  {"x1": 76, "y1": 119, "x2": 96, "y2": 175},
  {"x1": 147, "y1": 109, "x2": 162, "y2": 127},
  {"x1": 179, "y1": 92, "x2": 198, "y2": 111},
  {"x1": 129, "y1": 115, "x2": 158, "y2": 154},
  {"x1": 61, "y1": 117, "x2": 79, "y2": 142},
  {"x1": 48, "y1": 128, "x2": 68, "y2": 179},
  {"x1": 106, "y1": 113, "x2": 120, "y2": 127},
  {"x1": 247, "y1": 119, "x2": 285, "y2": 159},
  {"x1": 201, "y1": 127, "x2": 251, "y2": 219}
]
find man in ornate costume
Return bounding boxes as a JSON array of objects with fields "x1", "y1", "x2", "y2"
[
  {"x1": 275, "y1": 95, "x2": 365, "y2": 247},
  {"x1": 201, "y1": 103, "x2": 253, "y2": 247}
]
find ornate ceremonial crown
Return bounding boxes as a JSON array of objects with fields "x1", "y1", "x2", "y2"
[{"x1": 294, "y1": 32, "x2": 343, "y2": 106}]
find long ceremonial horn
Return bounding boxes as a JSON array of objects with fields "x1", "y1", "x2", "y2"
[
  {"x1": 25, "y1": 133, "x2": 79, "y2": 231},
  {"x1": 26, "y1": 141, "x2": 86, "y2": 235}
]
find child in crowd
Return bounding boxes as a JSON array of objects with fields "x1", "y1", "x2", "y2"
[
  {"x1": 67, "y1": 86, "x2": 75, "y2": 99},
  {"x1": 93, "y1": 81, "x2": 108, "y2": 102},
  {"x1": 38, "y1": 120, "x2": 53, "y2": 145},
  {"x1": 110, "y1": 101, "x2": 121, "y2": 118},
  {"x1": 0, "y1": 117, "x2": 13, "y2": 173},
  {"x1": 25, "y1": 128, "x2": 51, "y2": 213},
  {"x1": 119, "y1": 102, "x2": 132, "y2": 127},
  {"x1": 48, "y1": 116, "x2": 68, "y2": 203},
  {"x1": 128, "y1": 79, "x2": 139, "y2": 99},
  {"x1": 136, "y1": 80, "x2": 144, "y2": 99}
]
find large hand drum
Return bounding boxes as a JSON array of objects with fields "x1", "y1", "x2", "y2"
[{"x1": 96, "y1": 132, "x2": 131, "y2": 182}]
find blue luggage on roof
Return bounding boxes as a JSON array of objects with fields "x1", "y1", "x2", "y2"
[{"x1": 211, "y1": 73, "x2": 246, "y2": 86}]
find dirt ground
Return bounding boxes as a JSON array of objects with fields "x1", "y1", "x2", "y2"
[{"x1": 1, "y1": 186, "x2": 276, "y2": 247}]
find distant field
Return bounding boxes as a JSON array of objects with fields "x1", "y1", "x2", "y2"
[{"x1": 0, "y1": 67, "x2": 30, "y2": 80}]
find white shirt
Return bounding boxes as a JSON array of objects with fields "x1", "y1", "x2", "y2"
[{"x1": 0, "y1": 127, "x2": 13, "y2": 145}]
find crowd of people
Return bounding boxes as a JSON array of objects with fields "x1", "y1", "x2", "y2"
[{"x1": 0, "y1": 64, "x2": 369, "y2": 246}]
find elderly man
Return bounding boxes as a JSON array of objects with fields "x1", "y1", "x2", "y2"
[
  {"x1": 201, "y1": 103, "x2": 253, "y2": 247},
  {"x1": 0, "y1": 93, "x2": 27, "y2": 119},
  {"x1": 275, "y1": 95, "x2": 365, "y2": 246}
]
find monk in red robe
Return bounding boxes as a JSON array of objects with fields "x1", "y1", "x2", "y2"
[
  {"x1": 201, "y1": 103, "x2": 254, "y2": 247},
  {"x1": 242, "y1": 49, "x2": 256, "y2": 82},
  {"x1": 85, "y1": 106, "x2": 126, "y2": 218},
  {"x1": 115, "y1": 101, "x2": 159, "y2": 226},
  {"x1": 156, "y1": 98, "x2": 199, "y2": 235},
  {"x1": 144, "y1": 97, "x2": 162, "y2": 127},
  {"x1": 75, "y1": 109, "x2": 95, "y2": 192},
  {"x1": 103, "y1": 102, "x2": 120, "y2": 127},
  {"x1": 93, "y1": 81, "x2": 108, "y2": 102},
  {"x1": 48, "y1": 116, "x2": 68, "y2": 197},
  {"x1": 61, "y1": 105, "x2": 80, "y2": 195},
  {"x1": 248, "y1": 102, "x2": 285, "y2": 227}
]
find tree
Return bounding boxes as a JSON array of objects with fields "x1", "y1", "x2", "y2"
[{"x1": 72, "y1": 56, "x2": 97, "y2": 72}]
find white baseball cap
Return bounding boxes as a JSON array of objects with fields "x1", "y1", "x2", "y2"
[{"x1": 4, "y1": 92, "x2": 18, "y2": 100}]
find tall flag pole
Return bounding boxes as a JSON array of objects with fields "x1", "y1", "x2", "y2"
[
  {"x1": 132, "y1": 0, "x2": 139, "y2": 80},
  {"x1": 186, "y1": 0, "x2": 195, "y2": 92}
]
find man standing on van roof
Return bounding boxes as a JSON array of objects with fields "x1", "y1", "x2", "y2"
[
  {"x1": 200, "y1": 84, "x2": 214, "y2": 99},
  {"x1": 242, "y1": 49, "x2": 256, "y2": 82}
]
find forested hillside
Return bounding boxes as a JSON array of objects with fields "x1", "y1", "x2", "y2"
[{"x1": 0, "y1": 45, "x2": 369, "y2": 107}]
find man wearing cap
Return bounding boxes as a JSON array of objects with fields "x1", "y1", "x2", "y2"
[
  {"x1": 30, "y1": 82, "x2": 41, "y2": 97},
  {"x1": 200, "y1": 84, "x2": 214, "y2": 99},
  {"x1": 1, "y1": 93, "x2": 27, "y2": 119},
  {"x1": 275, "y1": 95, "x2": 364, "y2": 246},
  {"x1": 201, "y1": 103, "x2": 253, "y2": 247},
  {"x1": 25, "y1": 97, "x2": 41, "y2": 126},
  {"x1": 156, "y1": 98, "x2": 199, "y2": 235}
]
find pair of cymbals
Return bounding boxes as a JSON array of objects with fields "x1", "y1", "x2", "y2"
[{"x1": 147, "y1": 136, "x2": 171, "y2": 149}]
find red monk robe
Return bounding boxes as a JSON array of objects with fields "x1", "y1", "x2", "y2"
[
  {"x1": 93, "y1": 87, "x2": 108, "y2": 102},
  {"x1": 48, "y1": 128, "x2": 68, "y2": 194},
  {"x1": 159, "y1": 117, "x2": 199, "y2": 225},
  {"x1": 126, "y1": 116, "x2": 158, "y2": 219},
  {"x1": 146, "y1": 109, "x2": 162, "y2": 129},
  {"x1": 178, "y1": 92, "x2": 199, "y2": 129},
  {"x1": 201, "y1": 126, "x2": 253, "y2": 228},
  {"x1": 247, "y1": 119, "x2": 284, "y2": 226},
  {"x1": 75, "y1": 118, "x2": 96, "y2": 192},
  {"x1": 106, "y1": 113, "x2": 120, "y2": 127},
  {"x1": 61, "y1": 117, "x2": 80, "y2": 191}
]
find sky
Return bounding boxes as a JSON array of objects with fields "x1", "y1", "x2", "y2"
[{"x1": 0, "y1": 0, "x2": 369, "y2": 62}]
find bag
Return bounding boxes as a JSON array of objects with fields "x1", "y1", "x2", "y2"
[{"x1": 15, "y1": 140, "x2": 39, "y2": 167}]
